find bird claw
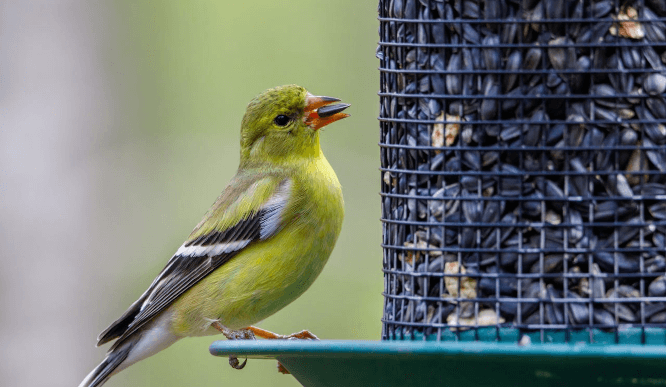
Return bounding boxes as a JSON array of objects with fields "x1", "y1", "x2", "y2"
[
  {"x1": 285, "y1": 330, "x2": 319, "y2": 340},
  {"x1": 229, "y1": 355, "x2": 248, "y2": 370},
  {"x1": 241, "y1": 326, "x2": 318, "y2": 374},
  {"x1": 277, "y1": 361, "x2": 290, "y2": 374},
  {"x1": 212, "y1": 322, "x2": 254, "y2": 370},
  {"x1": 246, "y1": 326, "x2": 319, "y2": 340},
  {"x1": 217, "y1": 325, "x2": 316, "y2": 373}
]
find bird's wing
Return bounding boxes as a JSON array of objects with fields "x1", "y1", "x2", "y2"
[{"x1": 97, "y1": 173, "x2": 293, "y2": 347}]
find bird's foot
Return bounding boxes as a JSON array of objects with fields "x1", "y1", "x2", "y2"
[
  {"x1": 246, "y1": 326, "x2": 319, "y2": 340},
  {"x1": 277, "y1": 361, "x2": 291, "y2": 374},
  {"x1": 228, "y1": 356, "x2": 248, "y2": 370},
  {"x1": 212, "y1": 321, "x2": 256, "y2": 340},
  {"x1": 243, "y1": 326, "x2": 318, "y2": 374},
  {"x1": 211, "y1": 322, "x2": 254, "y2": 370}
]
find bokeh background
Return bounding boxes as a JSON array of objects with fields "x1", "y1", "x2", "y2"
[{"x1": 0, "y1": 1, "x2": 380, "y2": 386}]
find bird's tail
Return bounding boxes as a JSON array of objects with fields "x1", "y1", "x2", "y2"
[
  {"x1": 79, "y1": 311, "x2": 179, "y2": 387},
  {"x1": 78, "y1": 338, "x2": 136, "y2": 387}
]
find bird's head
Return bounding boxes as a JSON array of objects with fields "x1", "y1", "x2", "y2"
[{"x1": 239, "y1": 85, "x2": 350, "y2": 167}]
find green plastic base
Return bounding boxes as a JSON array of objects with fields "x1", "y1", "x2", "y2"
[{"x1": 209, "y1": 338, "x2": 666, "y2": 387}]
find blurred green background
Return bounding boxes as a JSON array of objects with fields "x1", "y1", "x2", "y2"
[{"x1": 0, "y1": 1, "x2": 380, "y2": 386}]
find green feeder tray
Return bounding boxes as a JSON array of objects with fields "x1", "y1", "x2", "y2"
[{"x1": 210, "y1": 330, "x2": 666, "y2": 387}]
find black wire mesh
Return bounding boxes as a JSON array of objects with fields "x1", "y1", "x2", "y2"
[{"x1": 378, "y1": 0, "x2": 666, "y2": 343}]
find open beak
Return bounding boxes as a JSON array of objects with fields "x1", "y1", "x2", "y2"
[{"x1": 304, "y1": 92, "x2": 350, "y2": 130}]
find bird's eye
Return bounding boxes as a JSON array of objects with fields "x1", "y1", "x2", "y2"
[{"x1": 274, "y1": 115, "x2": 290, "y2": 127}]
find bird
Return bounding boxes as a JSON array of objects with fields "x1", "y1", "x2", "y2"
[{"x1": 79, "y1": 84, "x2": 350, "y2": 387}]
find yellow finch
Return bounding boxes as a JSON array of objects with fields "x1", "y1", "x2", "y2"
[{"x1": 79, "y1": 84, "x2": 349, "y2": 387}]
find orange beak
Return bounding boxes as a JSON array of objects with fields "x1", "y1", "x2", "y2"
[{"x1": 303, "y1": 92, "x2": 350, "y2": 130}]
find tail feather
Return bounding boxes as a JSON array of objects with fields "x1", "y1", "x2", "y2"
[
  {"x1": 96, "y1": 298, "x2": 145, "y2": 346},
  {"x1": 79, "y1": 311, "x2": 179, "y2": 387},
  {"x1": 78, "y1": 341, "x2": 134, "y2": 387}
]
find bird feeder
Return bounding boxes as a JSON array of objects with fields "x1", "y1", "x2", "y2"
[{"x1": 212, "y1": 1, "x2": 666, "y2": 385}]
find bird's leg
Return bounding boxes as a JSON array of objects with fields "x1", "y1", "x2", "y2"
[
  {"x1": 243, "y1": 326, "x2": 318, "y2": 374},
  {"x1": 211, "y1": 321, "x2": 255, "y2": 370},
  {"x1": 245, "y1": 326, "x2": 319, "y2": 340}
]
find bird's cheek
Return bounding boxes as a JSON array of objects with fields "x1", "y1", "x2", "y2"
[{"x1": 249, "y1": 136, "x2": 266, "y2": 157}]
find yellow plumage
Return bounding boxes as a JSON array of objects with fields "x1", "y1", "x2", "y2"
[{"x1": 171, "y1": 154, "x2": 343, "y2": 335}]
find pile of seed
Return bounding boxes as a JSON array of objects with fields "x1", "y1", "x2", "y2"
[{"x1": 378, "y1": 0, "x2": 666, "y2": 340}]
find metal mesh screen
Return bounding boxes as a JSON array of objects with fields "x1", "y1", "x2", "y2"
[{"x1": 378, "y1": 0, "x2": 666, "y2": 343}]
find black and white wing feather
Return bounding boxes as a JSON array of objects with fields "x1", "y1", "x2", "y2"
[{"x1": 97, "y1": 177, "x2": 292, "y2": 347}]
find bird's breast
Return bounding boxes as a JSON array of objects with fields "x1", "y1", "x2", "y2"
[{"x1": 170, "y1": 156, "x2": 344, "y2": 335}]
